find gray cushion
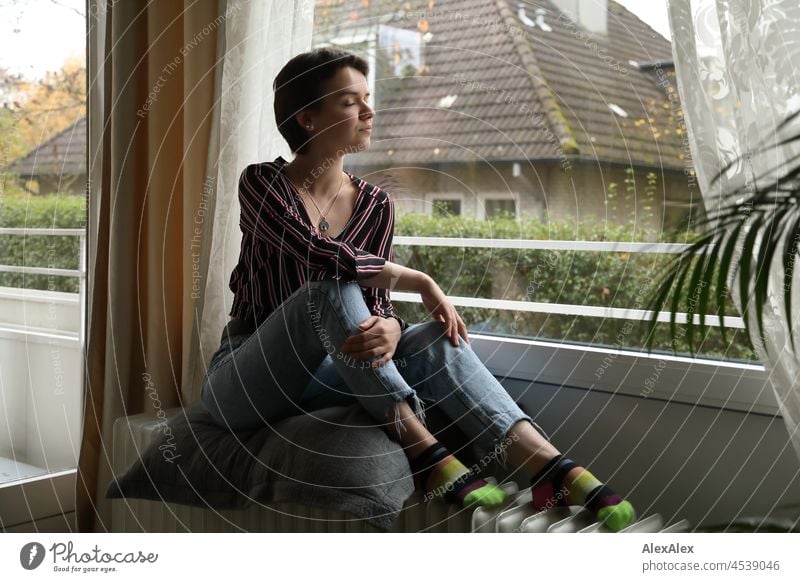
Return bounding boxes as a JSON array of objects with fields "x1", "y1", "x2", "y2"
[{"x1": 105, "y1": 401, "x2": 419, "y2": 530}]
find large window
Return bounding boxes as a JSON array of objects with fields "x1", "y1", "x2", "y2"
[
  {"x1": 312, "y1": 0, "x2": 751, "y2": 367},
  {"x1": 0, "y1": 0, "x2": 85, "y2": 520}
]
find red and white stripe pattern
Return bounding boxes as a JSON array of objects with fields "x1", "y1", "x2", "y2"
[{"x1": 229, "y1": 156, "x2": 407, "y2": 331}]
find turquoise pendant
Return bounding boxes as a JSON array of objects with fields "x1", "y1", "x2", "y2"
[{"x1": 318, "y1": 218, "x2": 329, "y2": 232}]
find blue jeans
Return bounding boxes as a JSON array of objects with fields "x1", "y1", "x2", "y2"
[{"x1": 200, "y1": 279, "x2": 543, "y2": 465}]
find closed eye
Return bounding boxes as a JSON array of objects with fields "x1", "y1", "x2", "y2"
[{"x1": 344, "y1": 94, "x2": 370, "y2": 106}]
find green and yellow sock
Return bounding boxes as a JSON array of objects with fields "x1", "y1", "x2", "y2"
[
  {"x1": 530, "y1": 454, "x2": 636, "y2": 532},
  {"x1": 409, "y1": 442, "x2": 507, "y2": 508}
]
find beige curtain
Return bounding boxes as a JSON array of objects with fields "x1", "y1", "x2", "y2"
[
  {"x1": 191, "y1": 1, "x2": 314, "y2": 404},
  {"x1": 78, "y1": 0, "x2": 313, "y2": 532}
]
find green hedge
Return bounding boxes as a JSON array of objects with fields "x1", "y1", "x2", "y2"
[
  {"x1": 0, "y1": 193, "x2": 85, "y2": 293},
  {"x1": 394, "y1": 214, "x2": 757, "y2": 361},
  {"x1": 0, "y1": 193, "x2": 756, "y2": 360}
]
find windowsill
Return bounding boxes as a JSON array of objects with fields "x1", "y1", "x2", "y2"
[
  {"x1": 0, "y1": 468, "x2": 76, "y2": 529},
  {"x1": 0, "y1": 331, "x2": 774, "y2": 530},
  {"x1": 0, "y1": 456, "x2": 53, "y2": 484},
  {"x1": 468, "y1": 332, "x2": 777, "y2": 416}
]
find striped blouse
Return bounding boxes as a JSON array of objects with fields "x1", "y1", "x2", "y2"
[{"x1": 228, "y1": 155, "x2": 409, "y2": 332}]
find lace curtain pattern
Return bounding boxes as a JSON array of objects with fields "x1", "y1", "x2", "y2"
[
  {"x1": 189, "y1": 0, "x2": 314, "y2": 395},
  {"x1": 668, "y1": 0, "x2": 800, "y2": 459}
]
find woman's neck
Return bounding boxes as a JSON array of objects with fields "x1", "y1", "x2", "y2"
[{"x1": 284, "y1": 154, "x2": 346, "y2": 198}]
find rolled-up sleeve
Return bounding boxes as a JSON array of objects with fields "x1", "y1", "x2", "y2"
[
  {"x1": 361, "y1": 192, "x2": 409, "y2": 332},
  {"x1": 238, "y1": 163, "x2": 386, "y2": 281}
]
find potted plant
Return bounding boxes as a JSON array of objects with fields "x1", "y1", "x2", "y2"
[
  {"x1": 645, "y1": 110, "x2": 800, "y2": 357},
  {"x1": 644, "y1": 110, "x2": 800, "y2": 532}
]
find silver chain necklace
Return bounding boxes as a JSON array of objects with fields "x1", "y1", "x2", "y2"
[{"x1": 299, "y1": 171, "x2": 346, "y2": 234}]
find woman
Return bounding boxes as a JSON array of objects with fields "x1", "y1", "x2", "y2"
[{"x1": 200, "y1": 48, "x2": 636, "y2": 531}]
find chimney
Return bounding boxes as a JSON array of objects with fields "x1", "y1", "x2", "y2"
[{"x1": 551, "y1": 0, "x2": 608, "y2": 35}]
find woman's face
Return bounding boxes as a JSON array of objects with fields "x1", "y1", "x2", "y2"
[{"x1": 301, "y1": 66, "x2": 374, "y2": 153}]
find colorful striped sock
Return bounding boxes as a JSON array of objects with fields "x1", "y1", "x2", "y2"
[
  {"x1": 409, "y1": 442, "x2": 507, "y2": 508},
  {"x1": 530, "y1": 454, "x2": 636, "y2": 532}
]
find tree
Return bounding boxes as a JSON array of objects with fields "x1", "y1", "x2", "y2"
[
  {"x1": 0, "y1": 66, "x2": 29, "y2": 174},
  {"x1": 0, "y1": 0, "x2": 86, "y2": 177},
  {"x1": 11, "y1": 55, "x2": 86, "y2": 151}
]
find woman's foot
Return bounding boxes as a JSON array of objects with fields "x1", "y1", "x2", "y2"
[
  {"x1": 530, "y1": 454, "x2": 636, "y2": 532},
  {"x1": 409, "y1": 442, "x2": 508, "y2": 508}
]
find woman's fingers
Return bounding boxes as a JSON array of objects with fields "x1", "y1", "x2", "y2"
[
  {"x1": 421, "y1": 283, "x2": 468, "y2": 346},
  {"x1": 351, "y1": 345, "x2": 389, "y2": 360},
  {"x1": 369, "y1": 344, "x2": 395, "y2": 367},
  {"x1": 342, "y1": 336, "x2": 381, "y2": 352},
  {"x1": 447, "y1": 308, "x2": 459, "y2": 346},
  {"x1": 341, "y1": 334, "x2": 393, "y2": 360},
  {"x1": 371, "y1": 349, "x2": 394, "y2": 368},
  {"x1": 457, "y1": 313, "x2": 469, "y2": 344},
  {"x1": 431, "y1": 305, "x2": 460, "y2": 346},
  {"x1": 444, "y1": 308, "x2": 468, "y2": 346},
  {"x1": 434, "y1": 309, "x2": 456, "y2": 345}
]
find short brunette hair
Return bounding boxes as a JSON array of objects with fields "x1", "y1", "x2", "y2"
[{"x1": 273, "y1": 48, "x2": 369, "y2": 154}]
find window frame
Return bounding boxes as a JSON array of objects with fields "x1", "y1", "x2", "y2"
[
  {"x1": 477, "y1": 193, "x2": 519, "y2": 220},
  {"x1": 390, "y1": 235, "x2": 771, "y2": 416},
  {"x1": 0, "y1": 228, "x2": 85, "y2": 528},
  {"x1": 468, "y1": 333, "x2": 775, "y2": 416},
  {"x1": 315, "y1": 23, "x2": 773, "y2": 419}
]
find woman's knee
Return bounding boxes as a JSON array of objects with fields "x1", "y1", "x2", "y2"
[
  {"x1": 306, "y1": 279, "x2": 368, "y2": 329},
  {"x1": 418, "y1": 320, "x2": 465, "y2": 354}
]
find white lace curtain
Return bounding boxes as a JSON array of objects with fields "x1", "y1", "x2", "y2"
[
  {"x1": 667, "y1": 0, "x2": 800, "y2": 459},
  {"x1": 187, "y1": 0, "x2": 313, "y2": 397}
]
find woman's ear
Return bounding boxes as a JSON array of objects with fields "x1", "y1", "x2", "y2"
[{"x1": 295, "y1": 112, "x2": 314, "y2": 131}]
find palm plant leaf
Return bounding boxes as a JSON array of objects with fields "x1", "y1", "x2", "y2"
[
  {"x1": 715, "y1": 219, "x2": 745, "y2": 346},
  {"x1": 694, "y1": 239, "x2": 720, "y2": 349},
  {"x1": 646, "y1": 110, "x2": 800, "y2": 356},
  {"x1": 782, "y1": 213, "x2": 800, "y2": 347}
]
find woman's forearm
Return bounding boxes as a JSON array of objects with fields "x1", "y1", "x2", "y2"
[{"x1": 358, "y1": 261, "x2": 433, "y2": 294}]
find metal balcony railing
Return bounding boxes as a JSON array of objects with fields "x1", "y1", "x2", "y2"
[
  {"x1": 0, "y1": 227, "x2": 86, "y2": 341},
  {"x1": 0, "y1": 230, "x2": 746, "y2": 342},
  {"x1": 392, "y1": 236, "x2": 744, "y2": 329}
]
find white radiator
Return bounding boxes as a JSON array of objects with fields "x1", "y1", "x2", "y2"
[{"x1": 110, "y1": 412, "x2": 690, "y2": 533}]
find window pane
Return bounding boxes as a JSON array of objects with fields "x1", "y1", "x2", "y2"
[
  {"x1": 0, "y1": 0, "x2": 86, "y2": 486},
  {"x1": 432, "y1": 199, "x2": 461, "y2": 217},
  {"x1": 312, "y1": 3, "x2": 734, "y2": 361},
  {"x1": 485, "y1": 199, "x2": 516, "y2": 219}
]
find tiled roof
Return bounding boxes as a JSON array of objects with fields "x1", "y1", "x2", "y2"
[
  {"x1": 316, "y1": 0, "x2": 685, "y2": 170},
  {"x1": 7, "y1": 1, "x2": 684, "y2": 177},
  {"x1": 6, "y1": 116, "x2": 86, "y2": 176}
]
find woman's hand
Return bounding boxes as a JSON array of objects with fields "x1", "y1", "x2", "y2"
[
  {"x1": 419, "y1": 277, "x2": 469, "y2": 347},
  {"x1": 339, "y1": 316, "x2": 402, "y2": 367}
]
